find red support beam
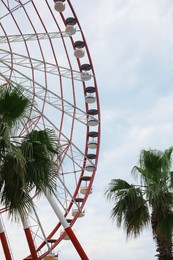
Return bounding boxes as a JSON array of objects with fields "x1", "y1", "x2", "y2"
[
  {"x1": 65, "y1": 226, "x2": 89, "y2": 260},
  {"x1": 24, "y1": 227, "x2": 39, "y2": 260},
  {"x1": 0, "y1": 231, "x2": 12, "y2": 260}
]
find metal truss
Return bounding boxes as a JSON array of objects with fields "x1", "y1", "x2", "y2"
[
  {"x1": 0, "y1": 31, "x2": 80, "y2": 43},
  {"x1": 0, "y1": 49, "x2": 93, "y2": 81}
]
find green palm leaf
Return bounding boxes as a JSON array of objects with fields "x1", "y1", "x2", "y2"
[
  {"x1": 157, "y1": 213, "x2": 173, "y2": 240},
  {"x1": 26, "y1": 129, "x2": 59, "y2": 154},
  {"x1": 0, "y1": 84, "x2": 30, "y2": 127},
  {"x1": 105, "y1": 179, "x2": 132, "y2": 200},
  {"x1": 21, "y1": 129, "x2": 58, "y2": 194},
  {"x1": 106, "y1": 179, "x2": 150, "y2": 238}
]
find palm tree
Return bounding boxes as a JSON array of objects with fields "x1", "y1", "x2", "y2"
[
  {"x1": 0, "y1": 84, "x2": 59, "y2": 218},
  {"x1": 106, "y1": 148, "x2": 173, "y2": 260}
]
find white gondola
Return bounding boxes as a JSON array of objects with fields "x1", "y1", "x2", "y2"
[
  {"x1": 81, "y1": 72, "x2": 91, "y2": 81},
  {"x1": 80, "y1": 186, "x2": 92, "y2": 195},
  {"x1": 43, "y1": 253, "x2": 58, "y2": 259},
  {"x1": 84, "y1": 162, "x2": 95, "y2": 172},
  {"x1": 72, "y1": 209, "x2": 85, "y2": 217},
  {"x1": 87, "y1": 118, "x2": 98, "y2": 126},
  {"x1": 65, "y1": 25, "x2": 76, "y2": 35},
  {"x1": 54, "y1": 1, "x2": 65, "y2": 12},
  {"x1": 88, "y1": 140, "x2": 97, "y2": 149},
  {"x1": 85, "y1": 95, "x2": 95, "y2": 104},
  {"x1": 60, "y1": 230, "x2": 70, "y2": 240},
  {"x1": 74, "y1": 48, "x2": 85, "y2": 58}
]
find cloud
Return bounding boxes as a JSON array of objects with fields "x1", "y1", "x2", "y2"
[{"x1": 75, "y1": 0, "x2": 173, "y2": 97}]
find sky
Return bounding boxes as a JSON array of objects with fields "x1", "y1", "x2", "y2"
[
  {"x1": 1, "y1": 0, "x2": 173, "y2": 259},
  {"x1": 62, "y1": 0, "x2": 173, "y2": 259}
]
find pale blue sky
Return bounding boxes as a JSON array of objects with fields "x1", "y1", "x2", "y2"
[
  {"x1": 1, "y1": 1, "x2": 173, "y2": 259},
  {"x1": 63, "y1": 1, "x2": 173, "y2": 259}
]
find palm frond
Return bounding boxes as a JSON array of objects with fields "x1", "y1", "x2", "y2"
[
  {"x1": 133, "y1": 148, "x2": 173, "y2": 186},
  {"x1": 26, "y1": 129, "x2": 59, "y2": 155},
  {"x1": 21, "y1": 137, "x2": 57, "y2": 194},
  {"x1": 131, "y1": 166, "x2": 148, "y2": 185},
  {"x1": 156, "y1": 213, "x2": 173, "y2": 240},
  {"x1": 125, "y1": 203, "x2": 150, "y2": 238},
  {"x1": 109, "y1": 185, "x2": 150, "y2": 238},
  {"x1": 148, "y1": 185, "x2": 173, "y2": 211},
  {"x1": 105, "y1": 179, "x2": 132, "y2": 200},
  {"x1": 160, "y1": 147, "x2": 173, "y2": 171},
  {"x1": 170, "y1": 171, "x2": 173, "y2": 188},
  {"x1": 8, "y1": 192, "x2": 34, "y2": 221},
  {"x1": 0, "y1": 151, "x2": 31, "y2": 218},
  {"x1": 139, "y1": 149, "x2": 163, "y2": 183},
  {"x1": 0, "y1": 84, "x2": 30, "y2": 127}
]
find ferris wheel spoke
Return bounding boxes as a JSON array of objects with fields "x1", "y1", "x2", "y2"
[
  {"x1": 0, "y1": 49, "x2": 91, "y2": 81},
  {"x1": 0, "y1": 62, "x2": 93, "y2": 126},
  {"x1": 28, "y1": 209, "x2": 51, "y2": 252},
  {"x1": 56, "y1": 175, "x2": 83, "y2": 211},
  {"x1": 0, "y1": 31, "x2": 80, "y2": 43},
  {"x1": 29, "y1": 85, "x2": 89, "y2": 127},
  {"x1": 1, "y1": 0, "x2": 31, "y2": 20}
]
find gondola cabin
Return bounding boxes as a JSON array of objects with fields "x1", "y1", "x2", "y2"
[{"x1": 43, "y1": 253, "x2": 58, "y2": 260}]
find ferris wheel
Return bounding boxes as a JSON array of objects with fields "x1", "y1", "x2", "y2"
[{"x1": 0, "y1": 0, "x2": 100, "y2": 259}]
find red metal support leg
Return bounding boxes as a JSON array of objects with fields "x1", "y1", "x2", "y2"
[
  {"x1": 65, "y1": 226, "x2": 89, "y2": 260},
  {"x1": 23, "y1": 218, "x2": 39, "y2": 260},
  {"x1": 0, "y1": 231, "x2": 12, "y2": 260},
  {"x1": 23, "y1": 227, "x2": 39, "y2": 260},
  {"x1": 0, "y1": 217, "x2": 12, "y2": 260},
  {"x1": 45, "y1": 190, "x2": 89, "y2": 259}
]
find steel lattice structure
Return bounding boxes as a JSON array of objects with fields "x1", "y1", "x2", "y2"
[{"x1": 0, "y1": 1, "x2": 100, "y2": 259}]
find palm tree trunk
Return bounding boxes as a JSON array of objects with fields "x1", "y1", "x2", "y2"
[
  {"x1": 155, "y1": 236, "x2": 173, "y2": 260},
  {"x1": 151, "y1": 213, "x2": 173, "y2": 259}
]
